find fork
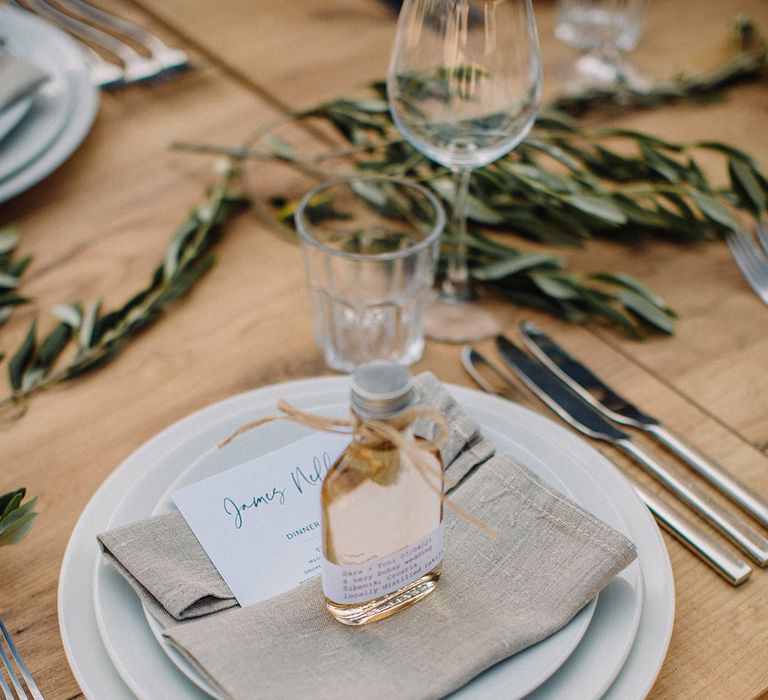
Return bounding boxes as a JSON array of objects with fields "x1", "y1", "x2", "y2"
[
  {"x1": 82, "y1": 44, "x2": 125, "y2": 88},
  {"x1": 56, "y1": 0, "x2": 189, "y2": 75},
  {"x1": 22, "y1": 0, "x2": 164, "y2": 83},
  {"x1": 727, "y1": 225, "x2": 768, "y2": 305},
  {"x1": 16, "y1": 0, "x2": 187, "y2": 85},
  {"x1": 0, "y1": 616, "x2": 43, "y2": 700}
]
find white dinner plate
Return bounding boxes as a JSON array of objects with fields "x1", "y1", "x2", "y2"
[
  {"x1": 93, "y1": 392, "x2": 600, "y2": 699},
  {"x1": 0, "y1": 6, "x2": 98, "y2": 203},
  {"x1": 60, "y1": 379, "x2": 672, "y2": 699},
  {"x1": 0, "y1": 96, "x2": 33, "y2": 145},
  {"x1": 127, "y1": 412, "x2": 604, "y2": 699}
]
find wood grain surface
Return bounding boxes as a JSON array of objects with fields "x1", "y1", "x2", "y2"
[{"x1": 1, "y1": 0, "x2": 767, "y2": 698}]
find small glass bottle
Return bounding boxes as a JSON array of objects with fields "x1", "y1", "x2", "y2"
[{"x1": 320, "y1": 361, "x2": 444, "y2": 625}]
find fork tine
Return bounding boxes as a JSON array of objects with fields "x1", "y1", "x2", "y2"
[
  {"x1": 83, "y1": 46, "x2": 125, "y2": 88},
  {"x1": 58, "y1": 0, "x2": 190, "y2": 74},
  {"x1": 0, "y1": 662, "x2": 14, "y2": 700},
  {"x1": 0, "y1": 618, "x2": 42, "y2": 700},
  {"x1": 22, "y1": 0, "x2": 164, "y2": 83},
  {"x1": 0, "y1": 640, "x2": 26, "y2": 700},
  {"x1": 727, "y1": 231, "x2": 768, "y2": 304},
  {"x1": 756, "y1": 222, "x2": 768, "y2": 258}
]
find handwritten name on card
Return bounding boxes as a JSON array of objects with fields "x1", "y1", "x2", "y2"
[{"x1": 173, "y1": 432, "x2": 349, "y2": 607}]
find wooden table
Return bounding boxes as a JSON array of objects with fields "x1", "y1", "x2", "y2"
[{"x1": 2, "y1": 0, "x2": 768, "y2": 697}]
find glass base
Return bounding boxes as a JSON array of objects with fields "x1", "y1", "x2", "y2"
[
  {"x1": 426, "y1": 298, "x2": 500, "y2": 343},
  {"x1": 325, "y1": 568, "x2": 441, "y2": 626},
  {"x1": 563, "y1": 51, "x2": 651, "y2": 92}
]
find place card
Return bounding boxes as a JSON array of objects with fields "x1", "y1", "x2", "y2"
[{"x1": 172, "y1": 431, "x2": 350, "y2": 607}]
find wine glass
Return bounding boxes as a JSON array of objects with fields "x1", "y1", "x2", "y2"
[
  {"x1": 388, "y1": 0, "x2": 542, "y2": 342},
  {"x1": 554, "y1": 0, "x2": 649, "y2": 91}
]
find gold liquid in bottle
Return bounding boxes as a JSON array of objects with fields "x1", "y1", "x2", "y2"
[{"x1": 321, "y1": 362, "x2": 444, "y2": 625}]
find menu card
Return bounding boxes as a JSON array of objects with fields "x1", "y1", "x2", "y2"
[{"x1": 173, "y1": 432, "x2": 350, "y2": 606}]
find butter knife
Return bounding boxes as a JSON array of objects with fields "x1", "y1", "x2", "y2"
[
  {"x1": 495, "y1": 335, "x2": 768, "y2": 567},
  {"x1": 461, "y1": 347, "x2": 752, "y2": 585},
  {"x1": 520, "y1": 320, "x2": 768, "y2": 530}
]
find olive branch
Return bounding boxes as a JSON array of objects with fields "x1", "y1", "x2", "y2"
[
  {"x1": 1, "y1": 16, "x2": 767, "y2": 422},
  {"x1": 0, "y1": 16, "x2": 766, "y2": 544}
]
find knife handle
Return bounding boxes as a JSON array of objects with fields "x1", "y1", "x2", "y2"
[
  {"x1": 616, "y1": 438, "x2": 768, "y2": 567},
  {"x1": 632, "y1": 482, "x2": 752, "y2": 586},
  {"x1": 646, "y1": 423, "x2": 768, "y2": 530}
]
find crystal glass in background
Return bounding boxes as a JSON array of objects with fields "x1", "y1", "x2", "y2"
[
  {"x1": 295, "y1": 176, "x2": 444, "y2": 373},
  {"x1": 555, "y1": 0, "x2": 649, "y2": 90},
  {"x1": 388, "y1": 0, "x2": 542, "y2": 343}
]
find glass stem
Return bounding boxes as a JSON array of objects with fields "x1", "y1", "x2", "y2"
[{"x1": 441, "y1": 167, "x2": 473, "y2": 303}]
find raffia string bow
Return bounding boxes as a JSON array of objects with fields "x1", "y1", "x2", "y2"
[{"x1": 220, "y1": 400, "x2": 495, "y2": 537}]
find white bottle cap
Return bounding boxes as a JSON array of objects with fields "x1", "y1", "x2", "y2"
[{"x1": 350, "y1": 361, "x2": 413, "y2": 420}]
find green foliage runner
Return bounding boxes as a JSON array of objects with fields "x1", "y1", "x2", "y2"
[
  {"x1": 2, "y1": 17, "x2": 767, "y2": 416},
  {"x1": 177, "y1": 17, "x2": 767, "y2": 336},
  {"x1": 0, "y1": 17, "x2": 766, "y2": 545}
]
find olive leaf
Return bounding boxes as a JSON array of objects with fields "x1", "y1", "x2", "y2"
[
  {"x1": 729, "y1": 158, "x2": 767, "y2": 214},
  {"x1": 8, "y1": 319, "x2": 36, "y2": 391},
  {"x1": 472, "y1": 253, "x2": 564, "y2": 281},
  {"x1": 52, "y1": 302, "x2": 84, "y2": 329},
  {"x1": 0, "y1": 488, "x2": 38, "y2": 547},
  {"x1": 0, "y1": 227, "x2": 19, "y2": 255},
  {"x1": 35, "y1": 322, "x2": 73, "y2": 372},
  {"x1": 0, "y1": 226, "x2": 32, "y2": 330}
]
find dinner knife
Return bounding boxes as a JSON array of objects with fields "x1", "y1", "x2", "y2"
[
  {"x1": 519, "y1": 320, "x2": 768, "y2": 530},
  {"x1": 461, "y1": 347, "x2": 752, "y2": 585},
  {"x1": 495, "y1": 334, "x2": 768, "y2": 567},
  {"x1": 630, "y1": 482, "x2": 752, "y2": 586}
]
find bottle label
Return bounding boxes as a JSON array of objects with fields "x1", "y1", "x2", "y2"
[{"x1": 321, "y1": 522, "x2": 444, "y2": 605}]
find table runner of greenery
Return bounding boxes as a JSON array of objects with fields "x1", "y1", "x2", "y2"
[
  {"x1": 0, "y1": 18, "x2": 766, "y2": 426},
  {"x1": 1, "y1": 17, "x2": 766, "y2": 545}
]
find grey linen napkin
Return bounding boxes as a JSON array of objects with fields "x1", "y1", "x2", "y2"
[
  {"x1": 98, "y1": 372, "x2": 493, "y2": 628},
  {"x1": 99, "y1": 510, "x2": 236, "y2": 627},
  {"x1": 167, "y1": 455, "x2": 636, "y2": 700},
  {"x1": 0, "y1": 46, "x2": 48, "y2": 112},
  {"x1": 99, "y1": 374, "x2": 637, "y2": 700}
]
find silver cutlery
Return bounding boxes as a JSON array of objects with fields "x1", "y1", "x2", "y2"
[
  {"x1": 629, "y1": 481, "x2": 751, "y2": 586},
  {"x1": 15, "y1": 0, "x2": 188, "y2": 86},
  {"x1": 461, "y1": 346, "x2": 526, "y2": 402},
  {"x1": 82, "y1": 44, "x2": 124, "y2": 88},
  {"x1": 0, "y1": 615, "x2": 43, "y2": 700},
  {"x1": 8, "y1": 0, "x2": 124, "y2": 86},
  {"x1": 495, "y1": 334, "x2": 768, "y2": 567},
  {"x1": 461, "y1": 346, "x2": 753, "y2": 585},
  {"x1": 520, "y1": 320, "x2": 768, "y2": 529},
  {"x1": 20, "y1": 0, "x2": 160, "y2": 83},
  {"x1": 727, "y1": 226, "x2": 768, "y2": 305},
  {"x1": 56, "y1": 0, "x2": 189, "y2": 75}
]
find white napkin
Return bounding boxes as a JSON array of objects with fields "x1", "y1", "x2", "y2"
[{"x1": 0, "y1": 44, "x2": 48, "y2": 112}]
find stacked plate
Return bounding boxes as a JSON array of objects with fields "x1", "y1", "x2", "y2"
[
  {"x1": 0, "y1": 6, "x2": 99, "y2": 205},
  {"x1": 59, "y1": 378, "x2": 675, "y2": 699}
]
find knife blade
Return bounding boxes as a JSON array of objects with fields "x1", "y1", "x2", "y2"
[
  {"x1": 520, "y1": 320, "x2": 768, "y2": 530},
  {"x1": 495, "y1": 334, "x2": 768, "y2": 567},
  {"x1": 462, "y1": 346, "x2": 752, "y2": 585}
]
